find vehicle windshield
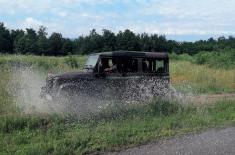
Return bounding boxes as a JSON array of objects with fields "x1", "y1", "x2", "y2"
[{"x1": 85, "y1": 54, "x2": 99, "y2": 69}]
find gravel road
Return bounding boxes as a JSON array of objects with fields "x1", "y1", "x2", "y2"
[{"x1": 107, "y1": 126, "x2": 235, "y2": 155}]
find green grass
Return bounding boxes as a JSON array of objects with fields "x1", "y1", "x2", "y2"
[
  {"x1": 0, "y1": 100, "x2": 235, "y2": 155},
  {"x1": 0, "y1": 54, "x2": 86, "y2": 72},
  {"x1": 170, "y1": 50, "x2": 235, "y2": 69}
]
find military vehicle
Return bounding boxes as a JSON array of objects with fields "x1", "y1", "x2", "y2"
[{"x1": 40, "y1": 51, "x2": 169, "y2": 102}]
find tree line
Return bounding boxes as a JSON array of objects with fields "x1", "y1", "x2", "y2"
[{"x1": 1, "y1": 22, "x2": 235, "y2": 56}]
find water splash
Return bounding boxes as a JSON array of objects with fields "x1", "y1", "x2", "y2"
[
  {"x1": 8, "y1": 67, "x2": 65, "y2": 114},
  {"x1": 7, "y1": 66, "x2": 192, "y2": 117}
]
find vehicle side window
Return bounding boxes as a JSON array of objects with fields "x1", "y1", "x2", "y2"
[
  {"x1": 142, "y1": 59, "x2": 166, "y2": 73},
  {"x1": 124, "y1": 58, "x2": 138, "y2": 73},
  {"x1": 142, "y1": 59, "x2": 150, "y2": 72},
  {"x1": 99, "y1": 58, "x2": 139, "y2": 75},
  {"x1": 104, "y1": 58, "x2": 138, "y2": 74},
  {"x1": 155, "y1": 59, "x2": 165, "y2": 73},
  {"x1": 108, "y1": 59, "x2": 113, "y2": 67}
]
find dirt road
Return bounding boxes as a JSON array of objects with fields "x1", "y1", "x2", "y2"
[
  {"x1": 189, "y1": 93, "x2": 235, "y2": 104},
  {"x1": 169, "y1": 93, "x2": 235, "y2": 105},
  {"x1": 107, "y1": 126, "x2": 235, "y2": 155}
]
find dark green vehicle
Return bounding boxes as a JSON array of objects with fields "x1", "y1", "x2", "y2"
[{"x1": 40, "y1": 51, "x2": 169, "y2": 102}]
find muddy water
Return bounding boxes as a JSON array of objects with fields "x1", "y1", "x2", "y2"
[{"x1": 8, "y1": 67, "x2": 65, "y2": 114}]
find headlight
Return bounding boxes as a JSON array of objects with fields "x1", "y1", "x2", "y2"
[{"x1": 46, "y1": 76, "x2": 54, "y2": 91}]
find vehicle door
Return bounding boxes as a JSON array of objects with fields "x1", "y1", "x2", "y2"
[{"x1": 140, "y1": 58, "x2": 169, "y2": 97}]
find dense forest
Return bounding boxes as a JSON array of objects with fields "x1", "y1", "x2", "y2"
[{"x1": 1, "y1": 22, "x2": 235, "y2": 56}]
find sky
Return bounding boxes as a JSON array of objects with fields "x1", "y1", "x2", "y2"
[{"x1": 0, "y1": 0, "x2": 235, "y2": 41}]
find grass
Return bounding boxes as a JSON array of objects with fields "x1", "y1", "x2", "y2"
[
  {"x1": 0, "y1": 100, "x2": 235, "y2": 155},
  {"x1": 170, "y1": 60, "x2": 235, "y2": 93},
  {"x1": 0, "y1": 53, "x2": 234, "y2": 154},
  {"x1": 0, "y1": 54, "x2": 86, "y2": 72},
  {"x1": 169, "y1": 50, "x2": 235, "y2": 93}
]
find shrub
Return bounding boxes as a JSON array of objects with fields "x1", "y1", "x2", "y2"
[
  {"x1": 170, "y1": 52, "x2": 194, "y2": 61},
  {"x1": 194, "y1": 51, "x2": 235, "y2": 69}
]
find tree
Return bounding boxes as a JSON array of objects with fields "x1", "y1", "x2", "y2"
[
  {"x1": 140, "y1": 33, "x2": 153, "y2": 51},
  {"x1": 24, "y1": 28, "x2": 38, "y2": 54},
  {"x1": 150, "y1": 34, "x2": 168, "y2": 52},
  {"x1": 14, "y1": 36, "x2": 26, "y2": 54},
  {"x1": 48, "y1": 32, "x2": 63, "y2": 55},
  {"x1": 2, "y1": 21, "x2": 235, "y2": 56},
  {"x1": 116, "y1": 29, "x2": 140, "y2": 51},
  {"x1": 37, "y1": 26, "x2": 49, "y2": 55},
  {"x1": 74, "y1": 36, "x2": 90, "y2": 54},
  {"x1": 11, "y1": 29, "x2": 25, "y2": 54},
  {"x1": 0, "y1": 22, "x2": 12, "y2": 53},
  {"x1": 88, "y1": 29, "x2": 103, "y2": 52},
  {"x1": 75, "y1": 29, "x2": 103, "y2": 54},
  {"x1": 14, "y1": 28, "x2": 39, "y2": 54},
  {"x1": 62, "y1": 39, "x2": 73, "y2": 54},
  {"x1": 102, "y1": 29, "x2": 116, "y2": 51}
]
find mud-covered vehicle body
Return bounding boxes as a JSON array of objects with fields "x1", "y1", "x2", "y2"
[{"x1": 40, "y1": 51, "x2": 169, "y2": 101}]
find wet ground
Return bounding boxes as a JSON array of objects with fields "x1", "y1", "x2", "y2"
[{"x1": 107, "y1": 126, "x2": 235, "y2": 155}]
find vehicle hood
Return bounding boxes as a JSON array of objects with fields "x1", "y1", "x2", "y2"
[{"x1": 52, "y1": 71, "x2": 94, "y2": 80}]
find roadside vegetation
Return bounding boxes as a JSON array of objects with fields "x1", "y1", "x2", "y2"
[
  {"x1": 1, "y1": 100, "x2": 235, "y2": 155},
  {"x1": 0, "y1": 52, "x2": 234, "y2": 154},
  {"x1": 170, "y1": 50, "x2": 235, "y2": 93},
  {"x1": 170, "y1": 50, "x2": 235, "y2": 69}
]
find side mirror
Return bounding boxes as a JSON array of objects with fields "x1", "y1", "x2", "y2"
[{"x1": 95, "y1": 65, "x2": 106, "y2": 78}]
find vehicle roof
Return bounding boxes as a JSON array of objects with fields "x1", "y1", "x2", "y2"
[{"x1": 89, "y1": 50, "x2": 168, "y2": 59}]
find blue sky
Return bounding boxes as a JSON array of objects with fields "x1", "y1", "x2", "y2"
[{"x1": 0, "y1": 0, "x2": 235, "y2": 41}]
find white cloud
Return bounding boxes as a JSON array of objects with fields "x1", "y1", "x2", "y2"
[
  {"x1": 21, "y1": 17, "x2": 42, "y2": 29},
  {"x1": 116, "y1": 18, "x2": 235, "y2": 36},
  {"x1": 58, "y1": 11, "x2": 68, "y2": 17},
  {"x1": 0, "y1": 0, "x2": 112, "y2": 13},
  {"x1": 1, "y1": 0, "x2": 235, "y2": 38},
  {"x1": 135, "y1": 0, "x2": 235, "y2": 35},
  {"x1": 141, "y1": 0, "x2": 235, "y2": 20},
  {"x1": 0, "y1": 0, "x2": 52, "y2": 13}
]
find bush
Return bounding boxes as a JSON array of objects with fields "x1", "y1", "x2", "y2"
[
  {"x1": 171, "y1": 50, "x2": 235, "y2": 69},
  {"x1": 170, "y1": 53, "x2": 194, "y2": 62},
  {"x1": 194, "y1": 51, "x2": 235, "y2": 69}
]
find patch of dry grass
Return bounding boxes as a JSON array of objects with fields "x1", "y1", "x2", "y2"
[{"x1": 170, "y1": 60, "x2": 235, "y2": 93}]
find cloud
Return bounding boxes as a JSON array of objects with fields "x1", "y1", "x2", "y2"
[
  {"x1": 21, "y1": 17, "x2": 43, "y2": 29},
  {"x1": 58, "y1": 11, "x2": 68, "y2": 17},
  {"x1": 133, "y1": 0, "x2": 235, "y2": 35},
  {"x1": 141, "y1": 0, "x2": 235, "y2": 19},
  {"x1": 1, "y1": 0, "x2": 235, "y2": 40},
  {"x1": 124, "y1": 22, "x2": 235, "y2": 36},
  {"x1": 0, "y1": 0, "x2": 113, "y2": 14}
]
